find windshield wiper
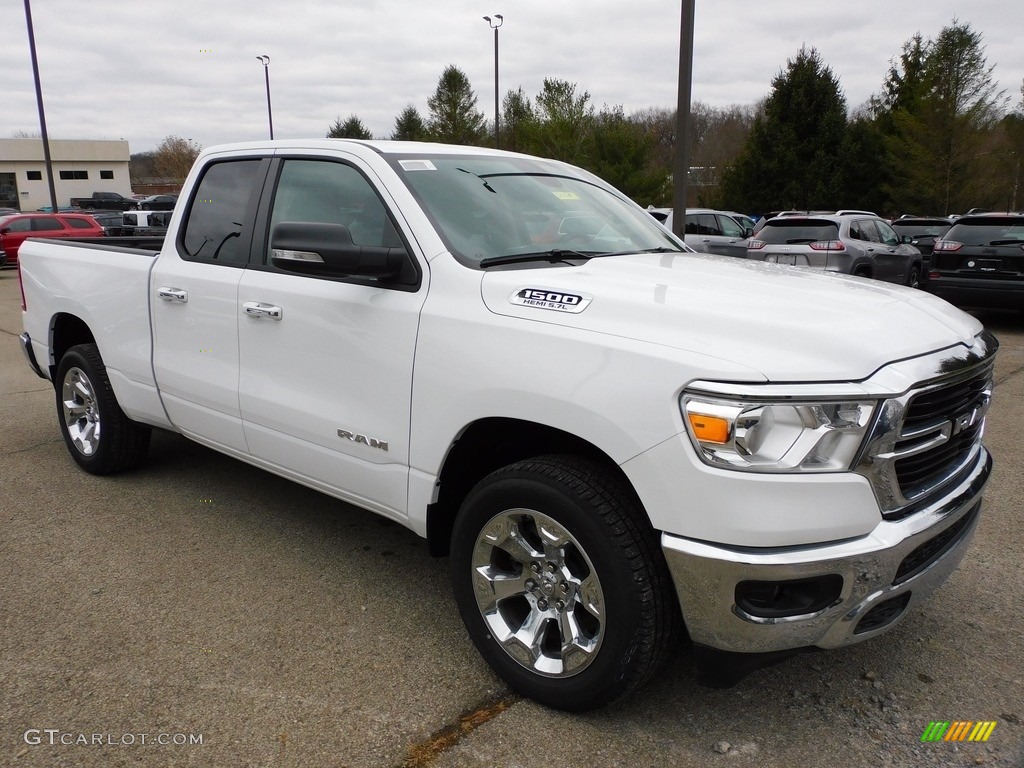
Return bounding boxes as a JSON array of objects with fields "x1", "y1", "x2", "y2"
[
  {"x1": 988, "y1": 239, "x2": 1023, "y2": 246},
  {"x1": 479, "y1": 249, "x2": 598, "y2": 268},
  {"x1": 593, "y1": 246, "x2": 684, "y2": 258}
]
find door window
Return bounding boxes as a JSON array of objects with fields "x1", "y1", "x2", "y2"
[
  {"x1": 31, "y1": 217, "x2": 64, "y2": 231},
  {"x1": 268, "y1": 159, "x2": 401, "y2": 252},
  {"x1": 697, "y1": 214, "x2": 721, "y2": 236},
  {"x1": 875, "y1": 220, "x2": 900, "y2": 246},
  {"x1": 180, "y1": 159, "x2": 263, "y2": 264},
  {"x1": 717, "y1": 215, "x2": 744, "y2": 238}
]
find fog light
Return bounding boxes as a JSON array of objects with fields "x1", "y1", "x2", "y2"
[{"x1": 735, "y1": 575, "x2": 843, "y2": 619}]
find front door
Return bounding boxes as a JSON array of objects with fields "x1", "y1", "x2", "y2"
[{"x1": 237, "y1": 156, "x2": 427, "y2": 521}]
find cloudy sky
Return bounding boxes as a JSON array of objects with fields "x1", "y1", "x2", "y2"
[{"x1": 3, "y1": 1, "x2": 1022, "y2": 155}]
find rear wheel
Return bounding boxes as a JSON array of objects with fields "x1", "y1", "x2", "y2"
[
  {"x1": 450, "y1": 455, "x2": 679, "y2": 711},
  {"x1": 56, "y1": 344, "x2": 151, "y2": 474}
]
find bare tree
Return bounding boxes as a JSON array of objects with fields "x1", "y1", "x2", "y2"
[{"x1": 154, "y1": 136, "x2": 202, "y2": 182}]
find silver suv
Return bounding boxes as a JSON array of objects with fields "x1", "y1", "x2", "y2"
[{"x1": 747, "y1": 214, "x2": 924, "y2": 287}]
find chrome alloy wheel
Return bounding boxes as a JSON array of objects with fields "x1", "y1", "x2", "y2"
[
  {"x1": 471, "y1": 508, "x2": 605, "y2": 677},
  {"x1": 62, "y1": 366, "x2": 101, "y2": 456}
]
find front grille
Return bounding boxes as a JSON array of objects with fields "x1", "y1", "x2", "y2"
[
  {"x1": 856, "y1": 346, "x2": 995, "y2": 520},
  {"x1": 854, "y1": 593, "x2": 910, "y2": 634},
  {"x1": 893, "y1": 504, "x2": 979, "y2": 585},
  {"x1": 894, "y1": 370, "x2": 992, "y2": 497}
]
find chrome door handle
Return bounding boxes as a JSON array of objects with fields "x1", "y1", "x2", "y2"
[
  {"x1": 243, "y1": 302, "x2": 283, "y2": 320},
  {"x1": 157, "y1": 287, "x2": 188, "y2": 303}
]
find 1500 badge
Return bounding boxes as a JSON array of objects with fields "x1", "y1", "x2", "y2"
[{"x1": 510, "y1": 288, "x2": 593, "y2": 314}]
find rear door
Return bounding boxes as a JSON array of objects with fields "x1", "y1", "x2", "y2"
[
  {"x1": 236, "y1": 153, "x2": 427, "y2": 520},
  {"x1": 151, "y1": 155, "x2": 270, "y2": 453}
]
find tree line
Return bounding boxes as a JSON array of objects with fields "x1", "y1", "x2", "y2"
[{"x1": 326, "y1": 20, "x2": 1024, "y2": 217}]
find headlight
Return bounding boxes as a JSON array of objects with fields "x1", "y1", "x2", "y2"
[{"x1": 681, "y1": 393, "x2": 876, "y2": 472}]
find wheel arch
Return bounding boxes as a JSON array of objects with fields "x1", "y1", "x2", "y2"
[
  {"x1": 48, "y1": 313, "x2": 96, "y2": 380},
  {"x1": 425, "y1": 417, "x2": 634, "y2": 556}
]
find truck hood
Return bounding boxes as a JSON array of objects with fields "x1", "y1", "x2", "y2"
[{"x1": 480, "y1": 252, "x2": 984, "y2": 382}]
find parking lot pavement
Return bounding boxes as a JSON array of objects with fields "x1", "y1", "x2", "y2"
[{"x1": 1, "y1": 268, "x2": 1022, "y2": 767}]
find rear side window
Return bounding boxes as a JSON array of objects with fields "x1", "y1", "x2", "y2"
[
  {"x1": 181, "y1": 159, "x2": 262, "y2": 264},
  {"x1": 31, "y1": 217, "x2": 63, "y2": 232},
  {"x1": 63, "y1": 217, "x2": 95, "y2": 229},
  {"x1": 758, "y1": 220, "x2": 839, "y2": 244},
  {"x1": 947, "y1": 219, "x2": 1024, "y2": 246}
]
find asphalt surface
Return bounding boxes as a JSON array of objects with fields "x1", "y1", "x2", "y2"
[{"x1": 1, "y1": 267, "x2": 1022, "y2": 768}]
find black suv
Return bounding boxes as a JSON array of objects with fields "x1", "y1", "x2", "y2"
[{"x1": 927, "y1": 213, "x2": 1024, "y2": 310}]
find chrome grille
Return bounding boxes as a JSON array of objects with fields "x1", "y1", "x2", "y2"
[{"x1": 856, "y1": 350, "x2": 995, "y2": 521}]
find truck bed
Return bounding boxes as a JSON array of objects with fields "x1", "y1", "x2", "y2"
[{"x1": 19, "y1": 238, "x2": 172, "y2": 429}]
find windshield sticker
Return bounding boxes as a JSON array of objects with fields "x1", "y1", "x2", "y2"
[
  {"x1": 510, "y1": 288, "x2": 593, "y2": 314},
  {"x1": 399, "y1": 159, "x2": 437, "y2": 171},
  {"x1": 552, "y1": 191, "x2": 581, "y2": 200}
]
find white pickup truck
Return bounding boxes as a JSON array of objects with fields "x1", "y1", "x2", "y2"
[{"x1": 19, "y1": 140, "x2": 996, "y2": 711}]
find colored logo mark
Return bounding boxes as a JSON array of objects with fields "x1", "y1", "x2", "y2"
[{"x1": 921, "y1": 721, "x2": 997, "y2": 742}]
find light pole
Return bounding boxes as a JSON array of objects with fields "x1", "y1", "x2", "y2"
[
  {"x1": 256, "y1": 55, "x2": 274, "y2": 140},
  {"x1": 23, "y1": 0, "x2": 58, "y2": 212},
  {"x1": 483, "y1": 14, "x2": 503, "y2": 148}
]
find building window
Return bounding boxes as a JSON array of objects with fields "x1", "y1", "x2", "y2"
[
  {"x1": 58, "y1": 170, "x2": 89, "y2": 180},
  {"x1": 27, "y1": 171, "x2": 42, "y2": 181},
  {"x1": 100, "y1": 170, "x2": 114, "y2": 180}
]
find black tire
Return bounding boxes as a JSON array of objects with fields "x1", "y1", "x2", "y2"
[
  {"x1": 450, "y1": 455, "x2": 680, "y2": 711},
  {"x1": 55, "y1": 343, "x2": 151, "y2": 475},
  {"x1": 142, "y1": 203, "x2": 151, "y2": 210},
  {"x1": 906, "y1": 265, "x2": 921, "y2": 289}
]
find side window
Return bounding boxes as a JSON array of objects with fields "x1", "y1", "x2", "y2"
[
  {"x1": 268, "y1": 159, "x2": 402, "y2": 254},
  {"x1": 6, "y1": 218, "x2": 32, "y2": 232},
  {"x1": 684, "y1": 214, "x2": 700, "y2": 235},
  {"x1": 875, "y1": 220, "x2": 900, "y2": 246},
  {"x1": 717, "y1": 215, "x2": 743, "y2": 238},
  {"x1": 697, "y1": 214, "x2": 721, "y2": 236},
  {"x1": 180, "y1": 159, "x2": 262, "y2": 264},
  {"x1": 848, "y1": 221, "x2": 863, "y2": 241},
  {"x1": 859, "y1": 220, "x2": 883, "y2": 244},
  {"x1": 31, "y1": 217, "x2": 63, "y2": 231},
  {"x1": 64, "y1": 217, "x2": 94, "y2": 229}
]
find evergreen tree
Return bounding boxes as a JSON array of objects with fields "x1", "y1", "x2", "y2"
[
  {"x1": 879, "y1": 22, "x2": 1007, "y2": 214},
  {"x1": 530, "y1": 78, "x2": 595, "y2": 163},
  {"x1": 327, "y1": 115, "x2": 373, "y2": 139},
  {"x1": 426, "y1": 65, "x2": 486, "y2": 145},
  {"x1": 587, "y1": 106, "x2": 666, "y2": 206},
  {"x1": 719, "y1": 47, "x2": 847, "y2": 213},
  {"x1": 391, "y1": 105, "x2": 428, "y2": 141},
  {"x1": 500, "y1": 87, "x2": 535, "y2": 152}
]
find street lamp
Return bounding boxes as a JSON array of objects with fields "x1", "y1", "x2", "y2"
[
  {"x1": 256, "y1": 55, "x2": 274, "y2": 140},
  {"x1": 483, "y1": 14, "x2": 503, "y2": 148}
]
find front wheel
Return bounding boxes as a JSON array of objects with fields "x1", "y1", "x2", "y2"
[
  {"x1": 450, "y1": 456, "x2": 679, "y2": 711},
  {"x1": 56, "y1": 344, "x2": 151, "y2": 474},
  {"x1": 906, "y1": 265, "x2": 921, "y2": 289}
]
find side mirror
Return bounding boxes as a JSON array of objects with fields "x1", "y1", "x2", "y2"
[
  {"x1": 0, "y1": 227, "x2": 9, "y2": 235},
  {"x1": 743, "y1": 226, "x2": 754, "y2": 238},
  {"x1": 270, "y1": 221, "x2": 406, "y2": 278}
]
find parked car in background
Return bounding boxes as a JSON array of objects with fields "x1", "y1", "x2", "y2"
[
  {"x1": 89, "y1": 211, "x2": 130, "y2": 236},
  {"x1": 648, "y1": 207, "x2": 748, "y2": 258},
  {"x1": 927, "y1": 213, "x2": 1024, "y2": 310},
  {"x1": 0, "y1": 212, "x2": 104, "y2": 267},
  {"x1": 69, "y1": 191, "x2": 139, "y2": 211},
  {"x1": 890, "y1": 216, "x2": 954, "y2": 258},
  {"x1": 137, "y1": 194, "x2": 178, "y2": 211},
  {"x1": 747, "y1": 214, "x2": 923, "y2": 287},
  {"x1": 722, "y1": 211, "x2": 756, "y2": 236},
  {"x1": 120, "y1": 210, "x2": 172, "y2": 235}
]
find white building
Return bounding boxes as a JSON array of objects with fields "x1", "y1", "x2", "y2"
[{"x1": 0, "y1": 138, "x2": 132, "y2": 211}]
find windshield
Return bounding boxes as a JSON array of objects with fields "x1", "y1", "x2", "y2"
[{"x1": 387, "y1": 154, "x2": 681, "y2": 266}]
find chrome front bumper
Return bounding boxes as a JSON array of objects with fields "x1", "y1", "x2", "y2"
[{"x1": 661, "y1": 448, "x2": 991, "y2": 653}]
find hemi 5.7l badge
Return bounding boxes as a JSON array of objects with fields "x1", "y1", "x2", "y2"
[{"x1": 510, "y1": 288, "x2": 593, "y2": 314}]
